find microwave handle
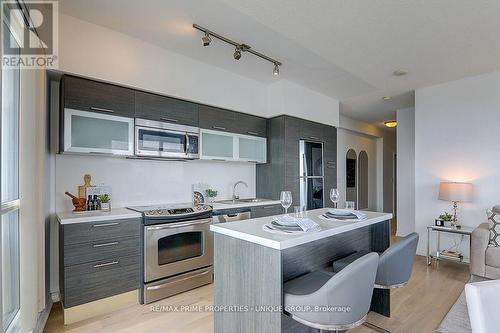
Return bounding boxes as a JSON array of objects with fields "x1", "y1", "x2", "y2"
[{"x1": 185, "y1": 133, "x2": 190, "y2": 154}]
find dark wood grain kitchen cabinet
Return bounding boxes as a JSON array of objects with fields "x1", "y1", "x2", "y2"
[
  {"x1": 234, "y1": 113, "x2": 267, "y2": 137},
  {"x1": 257, "y1": 116, "x2": 337, "y2": 208},
  {"x1": 62, "y1": 75, "x2": 135, "y2": 117},
  {"x1": 59, "y1": 217, "x2": 141, "y2": 308},
  {"x1": 198, "y1": 105, "x2": 237, "y2": 132},
  {"x1": 135, "y1": 91, "x2": 199, "y2": 126},
  {"x1": 299, "y1": 120, "x2": 324, "y2": 142},
  {"x1": 250, "y1": 204, "x2": 283, "y2": 218}
]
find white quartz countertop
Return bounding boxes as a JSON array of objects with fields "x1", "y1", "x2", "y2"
[
  {"x1": 210, "y1": 209, "x2": 393, "y2": 250},
  {"x1": 211, "y1": 200, "x2": 281, "y2": 210},
  {"x1": 57, "y1": 207, "x2": 142, "y2": 224}
]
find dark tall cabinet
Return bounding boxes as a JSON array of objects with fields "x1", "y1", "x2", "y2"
[{"x1": 256, "y1": 115, "x2": 337, "y2": 208}]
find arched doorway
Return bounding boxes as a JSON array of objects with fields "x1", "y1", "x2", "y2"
[{"x1": 345, "y1": 149, "x2": 357, "y2": 207}]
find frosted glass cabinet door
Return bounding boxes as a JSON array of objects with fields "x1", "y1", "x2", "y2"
[
  {"x1": 238, "y1": 136, "x2": 267, "y2": 163},
  {"x1": 64, "y1": 109, "x2": 134, "y2": 155},
  {"x1": 200, "y1": 130, "x2": 235, "y2": 160}
]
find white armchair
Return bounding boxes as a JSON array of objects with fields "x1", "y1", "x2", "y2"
[{"x1": 465, "y1": 279, "x2": 500, "y2": 333}]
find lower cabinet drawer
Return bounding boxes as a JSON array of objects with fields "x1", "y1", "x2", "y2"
[
  {"x1": 63, "y1": 218, "x2": 141, "y2": 245},
  {"x1": 63, "y1": 255, "x2": 140, "y2": 308},
  {"x1": 250, "y1": 205, "x2": 283, "y2": 218},
  {"x1": 63, "y1": 236, "x2": 140, "y2": 267}
]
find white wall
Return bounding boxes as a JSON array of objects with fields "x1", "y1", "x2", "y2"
[
  {"x1": 415, "y1": 70, "x2": 500, "y2": 256},
  {"x1": 19, "y1": 68, "x2": 48, "y2": 332},
  {"x1": 396, "y1": 107, "x2": 415, "y2": 236},
  {"x1": 55, "y1": 155, "x2": 255, "y2": 212},
  {"x1": 268, "y1": 80, "x2": 339, "y2": 126},
  {"x1": 337, "y1": 128, "x2": 378, "y2": 210}
]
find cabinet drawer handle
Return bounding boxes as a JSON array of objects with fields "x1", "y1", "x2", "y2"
[
  {"x1": 93, "y1": 261, "x2": 119, "y2": 268},
  {"x1": 160, "y1": 117, "x2": 178, "y2": 123},
  {"x1": 247, "y1": 131, "x2": 259, "y2": 136},
  {"x1": 309, "y1": 136, "x2": 320, "y2": 140},
  {"x1": 327, "y1": 161, "x2": 336, "y2": 164},
  {"x1": 93, "y1": 241, "x2": 119, "y2": 248},
  {"x1": 92, "y1": 222, "x2": 119, "y2": 228},
  {"x1": 90, "y1": 107, "x2": 115, "y2": 113},
  {"x1": 212, "y1": 126, "x2": 226, "y2": 131},
  {"x1": 262, "y1": 206, "x2": 277, "y2": 209}
]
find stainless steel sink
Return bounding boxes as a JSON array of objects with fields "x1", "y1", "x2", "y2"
[
  {"x1": 237, "y1": 198, "x2": 269, "y2": 203},
  {"x1": 214, "y1": 198, "x2": 270, "y2": 205}
]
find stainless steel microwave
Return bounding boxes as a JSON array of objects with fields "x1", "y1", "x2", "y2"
[{"x1": 135, "y1": 119, "x2": 200, "y2": 159}]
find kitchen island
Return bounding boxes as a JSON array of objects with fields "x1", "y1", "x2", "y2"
[{"x1": 210, "y1": 208, "x2": 393, "y2": 333}]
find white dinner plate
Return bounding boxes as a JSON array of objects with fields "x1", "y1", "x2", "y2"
[{"x1": 328, "y1": 209, "x2": 353, "y2": 216}]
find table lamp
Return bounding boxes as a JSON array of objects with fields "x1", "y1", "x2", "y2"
[{"x1": 438, "y1": 182, "x2": 473, "y2": 227}]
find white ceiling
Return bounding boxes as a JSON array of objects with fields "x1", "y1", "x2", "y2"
[{"x1": 60, "y1": 0, "x2": 500, "y2": 124}]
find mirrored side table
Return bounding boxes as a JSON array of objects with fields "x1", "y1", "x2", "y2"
[{"x1": 426, "y1": 225, "x2": 474, "y2": 265}]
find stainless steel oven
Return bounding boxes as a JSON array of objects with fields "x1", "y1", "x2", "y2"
[
  {"x1": 144, "y1": 217, "x2": 213, "y2": 282},
  {"x1": 135, "y1": 118, "x2": 199, "y2": 159},
  {"x1": 128, "y1": 204, "x2": 213, "y2": 304}
]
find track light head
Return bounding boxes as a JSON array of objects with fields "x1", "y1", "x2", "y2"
[
  {"x1": 233, "y1": 46, "x2": 242, "y2": 60},
  {"x1": 273, "y1": 63, "x2": 280, "y2": 76},
  {"x1": 202, "y1": 32, "x2": 211, "y2": 46}
]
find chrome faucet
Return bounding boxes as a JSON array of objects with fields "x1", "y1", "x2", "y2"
[{"x1": 232, "y1": 181, "x2": 248, "y2": 201}]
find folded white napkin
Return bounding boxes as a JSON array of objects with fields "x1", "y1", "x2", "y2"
[
  {"x1": 271, "y1": 216, "x2": 321, "y2": 232},
  {"x1": 323, "y1": 210, "x2": 367, "y2": 221}
]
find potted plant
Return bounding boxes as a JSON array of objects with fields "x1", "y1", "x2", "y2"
[
  {"x1": 438, "y1": 212, "x2": 453, "y2": 227},
  {"x1": 205, "y1": 189, "x2": 218, "y2": 203},
  {"x1": 99, "y1": 194, "x2": 111, "y2": 211}
]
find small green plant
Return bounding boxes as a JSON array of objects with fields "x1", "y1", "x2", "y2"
[
  {"x1": 205, "y1": 189, "x2": 218, "y2": 198},
  {"x1": 439, "y1": 212, "x2": 453, "y2": 222},
  {"x1": 99, "y1": 194, "x2": 110, "y2": 203}
]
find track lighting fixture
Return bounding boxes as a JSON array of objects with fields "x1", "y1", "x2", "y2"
[
  {"x1": 202, "y1": 32, "x2": 211, "y2": 46},
  {"x1": 233, "y1": 46, "x2": 242, "y2": 60},
  {"x1": 193, "y1": 23, "x2": 283, "y2": 76}
]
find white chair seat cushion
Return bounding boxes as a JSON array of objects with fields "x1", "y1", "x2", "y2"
[{"x1": 465, "y1": 279, "x2": 500, "y2": 333}]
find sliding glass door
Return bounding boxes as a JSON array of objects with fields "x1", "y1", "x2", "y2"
[{"x1": 1, "y1": 13, "x2": 21, "y2": 333}]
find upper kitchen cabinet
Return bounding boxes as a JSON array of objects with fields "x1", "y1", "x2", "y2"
[
  {"x1": 62, "y1": 75, "x2": 135, "y2": 117},
  {"x1": 234, "y1": 113, "x2": 267, "y2": 137},
  {"x1": 200, "y1": 129, "x2": 267, "y2": 163},
  {"x1": 299, "y1": 120, "x2": 324, "y2": 142},
  {"x1": 199, "y1": 105, "x2": 237, "y2": 132},
  {"x1": 135, "y1": 91, "x2": 199, "y2": 126},
  {"x1": 198, "y1": 105, "x2": 267, "y2": 137}
]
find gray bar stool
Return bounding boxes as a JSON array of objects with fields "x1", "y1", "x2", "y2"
[
  {"x1": 332, "y1": 232, "x2": 419, "y2": 332},
  {"x1": 283, "y1": 252, "x2": 379, "y2": 333}
]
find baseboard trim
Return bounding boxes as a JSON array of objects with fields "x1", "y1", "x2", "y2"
[{"x1": 33, "y1": 299, "x2": 53, "y2": 333}]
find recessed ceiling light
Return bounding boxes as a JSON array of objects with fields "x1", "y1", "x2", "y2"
[
  {"x1": 384, "y1": 120, "x2": 397, "y2": 128},
  {"x1": 393, "y1": 69, "x2": 408, "y2": 76},
  {"x1": 382, "y1": 96, "x2": 392, "y2": 101}
]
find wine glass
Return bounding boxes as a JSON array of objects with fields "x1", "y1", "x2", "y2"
[
  {"x1": 280, "y1": 191, "x2": 292, "y2": 215},
  {"x1": 346, "y1": 201, "x2": 355, "y2": 210},
  {"x1": 329, "y1": 188, "x2": 340, "y2": 208}
]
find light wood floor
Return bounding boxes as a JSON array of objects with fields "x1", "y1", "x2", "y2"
[{"x1": 44, "y1": 256, "x2": 469, "y2": 333}]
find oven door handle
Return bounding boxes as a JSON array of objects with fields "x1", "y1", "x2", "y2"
[
  {"x1": 146, "y1": 218, "x2": 211, "y2": 230},
  {"x1": 145, "y1": 269, "x2": 212, "y2": 291}
]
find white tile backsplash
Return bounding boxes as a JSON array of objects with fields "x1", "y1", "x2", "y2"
[{"x1": 55, "y1": 154, "x2": 256, "y2": 212}]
